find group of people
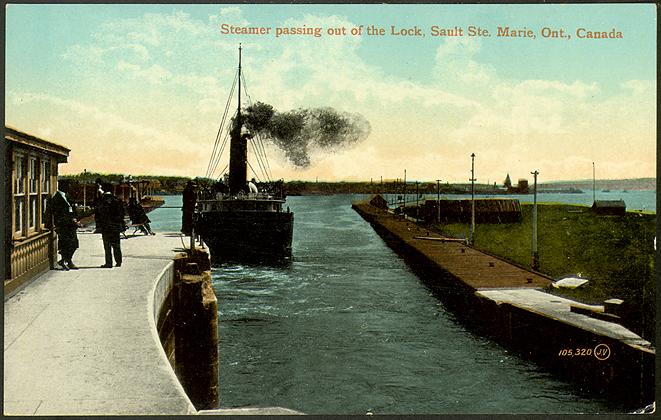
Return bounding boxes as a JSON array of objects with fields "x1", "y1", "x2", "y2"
[{"x1": 45, "y1": 179, "x2": 154, "y2": 270}]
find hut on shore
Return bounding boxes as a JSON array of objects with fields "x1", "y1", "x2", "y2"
[{"x1": 591, "y1": 200, "x2": 626, "y2": 216}]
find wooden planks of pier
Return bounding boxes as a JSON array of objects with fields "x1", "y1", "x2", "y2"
[{"x1": 352, "y1": 202, "x2": 552, "y2": 290}]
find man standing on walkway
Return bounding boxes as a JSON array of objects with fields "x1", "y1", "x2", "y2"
[
  {"x1": 93, "y1": 177, "x2": 104, "y2": 233},
  {"x1": 97, "y1": 183, "x2": 125, "y2": 268},
  {"x1": 181, "y1": 180, "x2": 197, "y2": 236},
  {"x1": 45, "y1": 181, "x2": 80, "y2": 270}
]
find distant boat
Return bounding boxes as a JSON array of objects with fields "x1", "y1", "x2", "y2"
[
  {"x1": 195, "y1": 45, "x2": 294, "y2": 262},
  {"x1": 601, "y1": 189, "x2": 610, "y2": 192}
]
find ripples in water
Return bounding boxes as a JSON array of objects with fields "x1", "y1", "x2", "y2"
[{"x1": 205, "y1": 195, "x2": 626, "y2": 414}]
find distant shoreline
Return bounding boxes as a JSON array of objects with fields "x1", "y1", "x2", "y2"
[{"x1": 59, "y1": 173, "x2": 655, "y2": 196}]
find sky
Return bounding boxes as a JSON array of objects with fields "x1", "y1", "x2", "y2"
[{"x1": 5, "y1": 4, "x2": 656, "y2": 183}]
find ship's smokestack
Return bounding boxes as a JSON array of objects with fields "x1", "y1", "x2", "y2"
[{"x1": 228, "y1": 116, "x2": 249, "y2": 194}]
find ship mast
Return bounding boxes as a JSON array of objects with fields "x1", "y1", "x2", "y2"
[{"x1": 228, "y1": 44, "x2": 248, "y2": 194}]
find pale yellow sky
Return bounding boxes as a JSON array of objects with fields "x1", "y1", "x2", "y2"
[{"x1": 6, "y1": 4, "x2": 656, "y2": 183}]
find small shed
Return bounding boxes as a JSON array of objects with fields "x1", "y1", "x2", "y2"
[{"x1": 591, "y1": 200, "x2": 626, "y2": 216}]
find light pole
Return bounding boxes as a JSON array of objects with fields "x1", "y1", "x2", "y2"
[
  {"x1": 436, "y1": 179, "x2": 441, "y2": 224},
  {"x1": 403, "y1": 169, "x2": 407, "y2": 208},
  {"x1": 592, "y1": 161, "x2": 596, "y2": 204},
  {"x1": 470, "y1": 153, "x2": 476, "y2": 245},
  {"x1": 82, "y1": 169, "x2": 87, "y2": 210},
  {"x1": 531, "y1": 170, "x2": 539, "y2": 271},
  {"x1": 415, "y1": 181, "x2": 419, "y2": 219}
]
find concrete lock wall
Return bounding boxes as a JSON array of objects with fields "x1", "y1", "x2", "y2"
[
  {"x1": 154, "y1": 263, "x2": 177, "y2": 368},
  {"x1": 469, "y1": 294, "x2": 655, "y2": 405},
  {"x1": 153, "y1": 248, "x2": 219, "y2": 411}
]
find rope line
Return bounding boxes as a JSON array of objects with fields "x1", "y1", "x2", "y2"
[
  {"x1": 246, "y1": 160, "x2": 262, "y2": 183},
  {"x1": 206, "y1": 72, "x2": 238, "y2": 178},
  {"x1": 217, "y1": 163, "x2": 228, "y2": 180},
  {"x1": 207, "y1": 65, "x2": 277, "y2": 184},
  {"x1": 209, "y1": 127, "x2": 231, "y2": 179},
  {"x1": 249, "y1": 137, "x2": 269, "y2": 182},
  {"x1": 241, "y1": 72, "x2": 272, "y2": 182}
]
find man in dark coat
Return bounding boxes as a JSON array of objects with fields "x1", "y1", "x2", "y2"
[
  {"x1": 93, "y1": 177, "x2": 104, "y2": 233},
  {"x1": 96, "y1": 183, "x2": 125, "y2": 268},
  {"x1": 45, "y1": 182, "x2": 80, "y2": 270},
  {"x1": 181, "y1": 180, "x2": 197, "y2": 236}
]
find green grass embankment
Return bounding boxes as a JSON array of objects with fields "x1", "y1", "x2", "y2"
[{"x1": 433, "y1": 203, "x2": 655, "y2": 343}]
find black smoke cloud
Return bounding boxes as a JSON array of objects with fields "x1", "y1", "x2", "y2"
[{"x1": 239, "y1": 102, "x2": 371, "y2": 168}]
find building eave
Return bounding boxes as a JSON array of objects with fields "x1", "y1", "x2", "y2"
[{"x1": 5, "y1": 126, "x2": 70, "y2": 162}]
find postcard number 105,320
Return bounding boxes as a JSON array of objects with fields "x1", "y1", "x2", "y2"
[{"x1": 558, "y1": 344, "x2": 611, "y2": 361}]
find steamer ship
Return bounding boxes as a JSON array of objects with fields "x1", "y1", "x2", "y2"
[{"x1": 196, "y1": 45, "x2": 294, "y2": 261}]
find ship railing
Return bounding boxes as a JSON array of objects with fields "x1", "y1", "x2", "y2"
[
  {"x1": 247, "y1": 192, "x2": 274, "y2": 200},
  {"x1": 198, "y1": 192, "x2": 285, "y2": 202}
]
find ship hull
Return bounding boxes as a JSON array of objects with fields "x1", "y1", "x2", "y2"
[{"x1": 196, "y1": 210, "x2": 294, "y2": 262}]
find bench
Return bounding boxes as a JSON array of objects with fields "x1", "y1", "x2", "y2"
[
  {"x1": 120, "y1": 219, "x2": 149, "y2": 238},
  {"x1": 128, "y1": 223, "x2": 149, "y2": 235}
]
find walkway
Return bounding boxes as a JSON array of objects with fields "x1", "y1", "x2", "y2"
[
  {"x1": 476, "y1": 288, "x2": 653, "y2": 350},
  {"x1": 4, "y1": 231, "x2": 196, "y2": 415},
  {"x1": 353, "y1": 202, "x2": 552, "y2": 289}
]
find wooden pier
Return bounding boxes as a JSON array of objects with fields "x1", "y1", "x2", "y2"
[{"x1": 353, "y1": 201, "x2": 552, "y2": 290}]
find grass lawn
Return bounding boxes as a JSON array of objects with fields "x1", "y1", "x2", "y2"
[{"x1": 432, "y1": 203, "x2": 656, "y2": 342}]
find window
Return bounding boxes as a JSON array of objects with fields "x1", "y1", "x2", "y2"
[
  {"x1": 29, "y1": 158, "x2": 38, "y2": 193},
  {"x1": 28, "y1": 158, "x2": 39, "y2": 230},
  {"x1": 15, "y1": 155, "x2": 25, "y2": 195},
  {"x1": 42, "y1": 196, "x2": 49, "y2": 224},
  {"x1": 15, "y1": 198, "x2": 24, "y2": 235},
  {"x1": 13, "y1": 154, "x2": 27, "y2": 236},
  {"x1": 41, "y1": 159, "x2": 51, "y2": 228},
  {"x1": 41, "y1": 159, "x2": 50, "y2": 191},
  {"x1": 29, "y1": 196, "x2": 37, "y2": 229}
]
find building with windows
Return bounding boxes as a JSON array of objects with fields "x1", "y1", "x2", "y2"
[{"x1": 4, "y1": 127, "x2": 70, "y2": 297}]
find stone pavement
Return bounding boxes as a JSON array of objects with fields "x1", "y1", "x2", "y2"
[
  {"x1": 4, "y1": 231, "x2": 196, "y2": 415},
  {"x1": 476, "y1": 288, "x2": 653, "y2": 349}
]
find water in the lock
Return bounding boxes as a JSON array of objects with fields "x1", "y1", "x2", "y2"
[{"x1": 150, "y1": 194, "x2": 639, "y2": 414}]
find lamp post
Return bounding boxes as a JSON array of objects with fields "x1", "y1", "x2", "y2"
[
  {"x1": 592, "y1": 162, "x2": 596, "y2": 204},
  {"x1": 531, "y1": 170, "x2": 539, "y2": 271},
  {"x1": 470, "y1": 153, "x2": 476, "y2": 245},
  {"x1": 436, "y1": 179, "x2": 441, "y2": 224},
  {"x1": 415, "y1": 181, "x2": 419, "y2": 219},
  {"x1": 82, "y1": 169, "x2": 87, "y2": 210},
  {"x1": 403, "y1": 169, "x2": 407, "y2": 209}
]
